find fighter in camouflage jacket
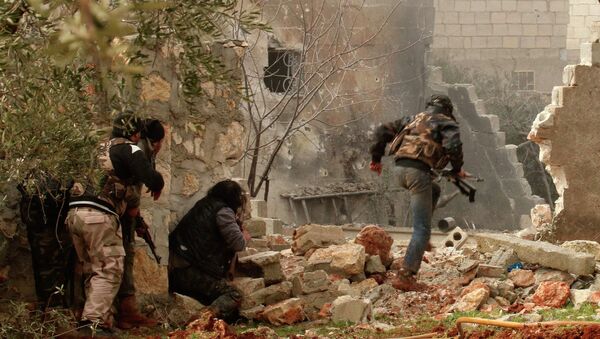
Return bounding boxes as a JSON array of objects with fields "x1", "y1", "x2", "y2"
[{"x1": 369, "y1": 94, "x2": 465, "y2": 291}]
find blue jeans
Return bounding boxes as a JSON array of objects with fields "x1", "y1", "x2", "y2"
[{"x1": 393, "y1": 165, "x2": 440, "y2": 274}]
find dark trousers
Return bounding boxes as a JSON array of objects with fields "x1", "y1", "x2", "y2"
[
  {"x1": 393, "y1": 165, "x2": 440, "y2": 274},
  {"x1": 169, "y1": 256, "x2": 241, "y2": 322}
]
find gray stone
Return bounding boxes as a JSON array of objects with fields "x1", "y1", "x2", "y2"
[
  {"x1": 299, "y1": 290, "x2": 340, "y2": 318},
  {"x1": 167, "y1": 293, "x2": 205, "y2": 326},
  {"x1": 237, "y1": 251, "x2": 284, "y2": 285},
  {"x1": 458, "y1": 259, "x2": 480, "y2": 273},
  {"x1": 489, "y1": 248, "x2": 519, "y2": 269},
  {"x1": 474, "y1": 233, "x2": 595, "y2": 275},
  {"x1": 251, "y1": 199, "x2": 268, "y2": 218},
  {"x1": 365, "y1": 255, "x2": 386, "y2": 274},
  {"x1": 292, "y1": 224, "x2": 346, "y2": 255},
  {"x1": 240, "y1": 305, "x2": 265, "y2": 320},
  {"x1": 534, "y1": 268, "x2": 576, "y2": 286},
  {"x1": 477, "y1": 264, "x2": 504, "y2": 278},
  {"x1": 231, "y1": 277, "x2": 265, "y2": 297},
  {"x1": 291, "y1": 270, "x2": 330, "y2": 296},
  {"x1": 570, "y1": 289, "x2": 593, "y2": 309},
  {"x1": 244, "y1": 281, "x2": 293, "y2": 309},
  {"x1": 246, "y1": 218, "x2": 267, "y2": 238},
  {"x1": 364, "y1": 284, "x2": 397, "y2": 304},
  {"x1": 561, "y1": 240, "x2": 600, "y2": 261},
  {"x1": 331, "y1": 295, "x2": 372, "y2": 323}
]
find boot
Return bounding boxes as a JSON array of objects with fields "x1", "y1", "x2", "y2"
[
  {"x1": 116, "y1": 295, "x2": 158, "y2": 330},
  {"x1": 390, "y1": 268, "x2": 424, "y2": 292}
]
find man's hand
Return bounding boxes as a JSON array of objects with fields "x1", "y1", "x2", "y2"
[
  {"x1": 370, "y1": 161, "x2": 383, "y2": 175},
  {"x1": 151, "y1": 190, "x2": 161, "y2": 201},
  {"x1": 456, "y1": 169, "x2": 467, "y2": 178},
  {"x1": 242, "y1": 228, "x2": 252, "y2": 243}
]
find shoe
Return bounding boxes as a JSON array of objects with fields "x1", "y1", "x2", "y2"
[
  {"x1": 76, "y1": 320, "x2": 117, "y2": 338},
  {"x1": 116, "y1": 295, "x2": 158, "y2": 329},
  {"x1": 390, "y1": 269, "x2": 422, "y2": 292}
]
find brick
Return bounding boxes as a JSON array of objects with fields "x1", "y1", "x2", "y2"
[
  {"x1": 501, "y1": 0, "x2": 517, "y2": 11},
  {"x1": 536, "y1": 13, "x2": 554, "y2": 24},
  {"x1": 505, "y1": 12, "x2": 521, "y2": 23},
  {"x1": 553, "y1": 25, "x2": 567, "y2": 36},
  {"x1": 433, "y1": 37, "x2": 448, "y2": 48},
  {"x1": 521, "y1": 12, "x2": 537, "y2": 24},
  {"x1": 476, "y1": 24, "x2": 492, "y2": 36},
  {"x1": 439, "y1": 0, "x2": 456, "y2": 11},
  {"x1": 464, "y1": 37, "x2": 472, "y2": 48},
  {"x1": 580, "y1": 42, "x2": 600, "y2": 66},
  {"x1": 503, "y1": 36, "x2": 519, "y2": 48},
  {"x1": 493, "y1": 24, "x2": 508, "y2": 35},
  {"x1": 459, "y1": 12, "x2": 475, "y2": 24},
  {"x1": 523, "y1": 24, "x2": 538, "y2": 36},
  {"x1": 538, "y1": 24, "x2": 553, "y2": 36},
  {"x1": 590, "y1": 5, "x2": 600, "y2": 15},
  {"x1": 444, "y1": 12, "x2": 459, "y2": 24},
  {"x1": 572, "y1": 4, "x2": 589, "y2": 16},
  {"x1": 517, "y1": 1, "x2": 532, "y2": 11},
  {"x1": 532, "y1": 1, "x2": 548, "y2": 11},
  {"x1": 461, "y1": 24, "x2": 477, "y2": 36},
  {"x1": 551, "y1": 36, "x2": 565, "y2": 49},
  {"x1": 471, "y1": 0, "x2": 486, "y2": 12},
  {"x1": 549, "y1": 1, "x2": 566, "y2": 12},
  {"x1": 487, "y1": 36, "x2": 502, "y2": 48},
  {"x1": 490, "y1": 12, "x2": 506, "y2": 24},
  {"x1": 454, "y1": 0, "x2": 470, "y2": 11},
  {"x1": 446, "y1": 24, "x2": 461, "y2": 36},
  {"x1": 472, "y1": 36, "x2": 487, "y2": 48},
  {"x1": 555, "y1": 12, "x2": 569, "y2": 24},
  {"x1": 475, "y1": 13, "x2": 491, "y2": 24},
  {"x1": 474, "y1": 233, "x2": 595, "y2": 275},
  {"x1": 448, "y1": 36, "x2": 464, "y2": 48},
  {"x1": 486, "y1": 1, "x2": 502, "y2": 11},
  {"x1": 508, "y1": 24, "x2": 522, "y2": 35}
]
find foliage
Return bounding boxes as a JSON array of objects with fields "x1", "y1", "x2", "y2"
[
  {"x1": 0, "y1": 300, "x2": 77, "y2": 339},
  {"x1": 0, "y1": 0, "x2": 266, "y2": 195}
]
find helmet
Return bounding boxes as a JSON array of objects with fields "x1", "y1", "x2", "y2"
[
  {"x1": 112, "y1": 112, "x2": 142, "y2": 138},
  {"x1": 426, "y1": 94, "x2": 454, "y2": 115}
]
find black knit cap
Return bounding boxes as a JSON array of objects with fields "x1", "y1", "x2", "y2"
[
  {"x1": 426, "y1": 94, "x2": 454, "y2": 115},
  {"x1": 142, "y1": 119, "x2": 165, "y2": 143},
  {"x1": 112, "y1": 112, "x2": 142, "y2": 138}
]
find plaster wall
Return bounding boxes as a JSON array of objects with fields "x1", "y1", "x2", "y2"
[{"x1": 530, "y1": 24, "x2": 600, "y2": 240}]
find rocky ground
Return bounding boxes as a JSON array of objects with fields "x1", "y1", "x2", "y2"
[{"x1": 4, "y1": 205, "x2": 600, "y2": 338}]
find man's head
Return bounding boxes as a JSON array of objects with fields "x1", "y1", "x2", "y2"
[
  {"x1": 142, "y1": 119, "x2": 165, "y2": 155},
  {"x1": 426, "y1": 94, "x2": 454, "y2": 116},
  {"x1": 207, "y1": 180, "x2": 244, "y2": 212},
  {"x1": 112, "y1": 112, "x2": 142, "y2": 141}
]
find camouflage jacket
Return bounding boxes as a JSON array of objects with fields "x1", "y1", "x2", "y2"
[{"x1": 370, "y1": 108, "x2": 463, "y2": 171}]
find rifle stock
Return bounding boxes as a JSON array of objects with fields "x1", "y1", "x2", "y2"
[
  {"x1": 436, "y1": 170, "x2": 481, "y2": 203},
  {"x1": 136, "y1": 215, "x2": 162, "y2": 264}
]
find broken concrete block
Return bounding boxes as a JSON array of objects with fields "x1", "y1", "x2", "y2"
[
  {"x1": 261, "y1": 298, "x2": 304, "y2": 325},
  {"x1": 231, "y1": 277, "x2": 265, "y2": 297},
  {"x1": 291, "y1": 270, "x2": 330, "y2": 296},
  {"x1": 580, "y1": 42, "x2": 600, "y2": 66},
  {"x1": 488, "y1": 248, "x2": 519, "y2": 269},
  {"x1": 331, "y1": 296, "x2": 372, "y2": 323},
  {"x1": 237, "y1": 251, "x2": 284, "y2": 285},
  {"x1": 264, "y1": 218, "x2": 284, "y2": 235},
  {"x1": 443, "y1": 226, "x2": 468, "y2": 249},
  {"x1": 246, "y1": 218, "x2": 267, "y2": 238},
  {"x1": 365, "y1": 255, "x2": 386, "y2": 274},
  {"x1": 292, "y1": 224, "x2": 346, "y2": 255},
  {"x1": 477, "y1": 264, "x2": 504, "y2": 278},
  {"x1": 453, "y1": 287, "x2": 489, "y2": 312},
  {"x1": 239, "y1": 305, "x2": 265, "y2": 320},
  {"x1": 167, "y1": 293, "x2": 205, "y2": 326},
  {"x1": 247, "y1": 238, "x2": 269, "y2": 249},
  {"x1": 532, "y1": 281, "x2": 570, "y2": 308},
  {"x1": 244, "y1": 281, "x2": 293, "y2": 309},
  {"x1": 251, "y1": 199, "x2": 268, "y2": 218},
  {"x1": 570, "y1": 289, "x2": 592, "y2": 309},
  {"x1": 474, "y1": 233, "x2": 595, "y2": 275},
  {"x1": 534, "y1": 268, "x2": 576, "y2": 286},
  {"x1": 458, "y1": 259, "x2": 480, "y2": 273},
  {"x1": 265, "y1": 234, "x2": 290, "y2": 251},
  {"x1": 306, "y1": 243, "x2": 366, "y2": 277},
  {"x1": 508, "y1": 269, "x2": 535, "y2": 288},
  {"x1": 299, "y1": 290, "x2": 340, "y2": 319},
  {"x1": 354, "y1": 225, "x2": 394, "y2": 266},
  {"x1": 531, "y1": 204, "x2": 552, "y2": 231},
  {"x1": 280, "y1": 255, "x2": 306, "y2": 281},
  {"x1": 364, "y1": 284, "x2": 397, "y2": 304},
  {"x1": 561, "y1": 240, "x2": 600, "y2": 261}
]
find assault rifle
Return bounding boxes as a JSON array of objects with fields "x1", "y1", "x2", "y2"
[
  {"x1": 434, "y1": 169, "x2": 483, "y2": 203},
  {"x1": 135, "y1": 215, "x2": 162, "y2": 264}
]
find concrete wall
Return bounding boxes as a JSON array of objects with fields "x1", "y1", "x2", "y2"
[
  {"x1": 240, "y1": 0, "x2": 436, "y2": 225},
  {"x1": 432, "y1": 0, "x2": 570, "y2": 92},
  {"x1": 530, "y1": 23, "x2": 600, "y2": 241}
]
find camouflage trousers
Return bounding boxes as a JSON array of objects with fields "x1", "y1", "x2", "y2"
[
  {"x1": 66, "y1": 207, "x2": 124, "y2": 326},
  {"x1": 169, "y1": 256, "x2": 241, "y2": 322}
]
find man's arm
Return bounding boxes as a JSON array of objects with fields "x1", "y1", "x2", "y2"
[
  {"x1": 216, "y1": 207, "x2": 246, "y2": 252},
  {"x1": 441, "y1": 123, "x2": 464, "y2": 172},
  {"x1": 127, "y1": 145, "x2": 164, "y2": 193},
  {"x1": 369, "y1": 117, "x2": 410, "y2": 163}
]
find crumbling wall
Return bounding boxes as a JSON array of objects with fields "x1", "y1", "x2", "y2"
[
  {"x1": 567, "y1": 0, "x2": 600, "y2": 61},
  {"x1": 0, "y1": 41, "x2": 246, "y2": 300},
  {"x1": 529, "y1": 23, "x2": 600, "y2": 241},
  {"x1": 427, "y1": 68, "x2": 541, "y2": 229}
]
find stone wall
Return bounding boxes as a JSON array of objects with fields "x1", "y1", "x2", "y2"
[
  {"x1": 529, "y1": 23, "x2": 600, "y2": 241},
  {"x1": 432, "y1": 0, "x2": 569, "y2": 92},
  {"x1": 428, "y1": 68, "x2": 541, "y2": 230},
  {"x1": 0, "y1": 41, "x2": 246, "y2": 300},
  {"x1": 567, "y1": 0, "x2": 600, "y2": 60}
]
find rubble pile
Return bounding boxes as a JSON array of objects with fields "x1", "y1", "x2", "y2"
[{"x1": 284, "y1": 182, "x2": 376, "y2": 197}]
